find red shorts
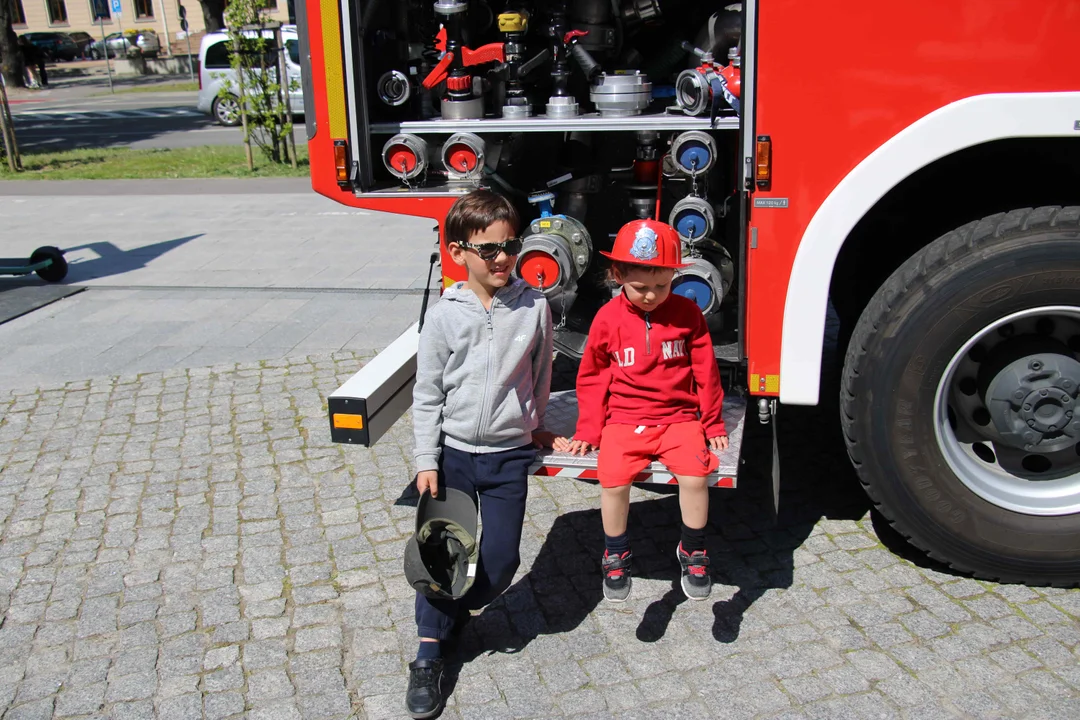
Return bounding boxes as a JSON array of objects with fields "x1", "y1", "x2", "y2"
[{"x1": 597, "y1": 421, "x2": 719, "y2": 488}]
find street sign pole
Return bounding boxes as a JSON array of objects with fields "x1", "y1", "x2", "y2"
[
  {"x1": 185, "y1": 32, "x2": 194, "y2": 84},
  {"x1": 101, "y1": 16, "x2": 114, "y2": 93},
  {"x1": 111, "y1": 0, "x2": 124, "y2": 59},
  {"x1": 178, "y1": 5, "x2": 194, "y2": 84},
  {"x1": 94, "y1": 0, "x2": 115, "y2": 93}
]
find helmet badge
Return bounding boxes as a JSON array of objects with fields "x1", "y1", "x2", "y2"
[{"x1": 629, "y1": 226, "x2": 659, "y2": 261}]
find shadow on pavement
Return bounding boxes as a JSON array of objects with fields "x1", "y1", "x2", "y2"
[
  {"x1": 61, "y1": 235, "x2": 203, "y2": 282},
  {"x1": 431, "y1": 321, "x2": 881, "y2": 702}
]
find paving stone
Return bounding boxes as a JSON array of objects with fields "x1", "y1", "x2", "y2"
[
  {"x1": 248, "y1": 700, "x2": 304, "y2": 720},
  {"x1": 2, "y1": 349, "x2": 1080, "y2": 720},
  {"x1": 204, "y1": 691, "x2": 245, "y2": 720},
  {"x1": 156, "y1": 692, "x2": 202, "y2": 720},
  {"x1": 244, "y1": 640, "x2": 289, "y2": 670},
  {"x1": 249, "y1": 669, "x2": 295, "y2": 702},
  {"x1": 53, "y1": 683, "x2": 105, "y2": 716},
  {"x1": 293, "y1": 625, "x2": 342, "y2": 653},
  {"x1": 204, "y1": 665, "x2": 245, "y2": 693}
]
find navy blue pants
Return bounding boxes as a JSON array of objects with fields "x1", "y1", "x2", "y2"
[{"x1": 415, "y1": 444, "x2": 535, "y2": 640}]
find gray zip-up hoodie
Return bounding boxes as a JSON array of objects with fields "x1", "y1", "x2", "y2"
[{"x1": 413, "y1": 278, "x2": 553, "y2": 472}]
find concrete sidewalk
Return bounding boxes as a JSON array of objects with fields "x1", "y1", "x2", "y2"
[{"x1": 0, "y1": 184, "x2": 437, "y2": 394}]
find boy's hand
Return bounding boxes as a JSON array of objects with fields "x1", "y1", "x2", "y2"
[
  {"x1": 416, "y1": 470, "x2": 439, "y2": 498},
  {"x1": 708, "y1": 434, "x2": 729, "y2": 452},
  {"x1": 554, "y1": 437, "x2": 593, "y2": 456},
  {"x1": 532, "y1": 430, "x2": 556, "y2": 449}
]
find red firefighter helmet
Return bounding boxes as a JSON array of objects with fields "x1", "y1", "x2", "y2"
[{"x1": 600, "y1": 218, "x2": 691, "y2": 269}]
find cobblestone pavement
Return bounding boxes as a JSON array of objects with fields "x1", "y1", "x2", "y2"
[{"x1": 1, "y1": 353, "x2": 1079, "y2": 720}]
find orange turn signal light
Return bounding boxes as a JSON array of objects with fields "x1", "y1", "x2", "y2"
[
  {"x1": 332, "y1": 413, "x2": 364, "y2": 430},
  {"x1": 755, "y1": 135, "x2": 771, "y2": 188},
  {"x1": 333, "y1": 139, "x2": 349, "y2": 185}
]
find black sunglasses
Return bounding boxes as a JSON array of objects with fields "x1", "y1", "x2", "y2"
[{"x1": 458, "y1": 238, "x2": 524, "y2": 261}]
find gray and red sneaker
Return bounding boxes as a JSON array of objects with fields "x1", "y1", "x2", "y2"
[
  {"x1": 601, "y1": 550, "x2": 633, "y2": 602},
  {"x1": 676, "y1": 543, "x2": 712, "y2": 600}
]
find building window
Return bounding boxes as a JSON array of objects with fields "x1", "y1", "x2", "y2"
[
  {"x1": 134, "y1": 0, "x2": 152, "y2": 18},
  {"x1": 264, "y1": 0, "x2": 277, "y2": 9},
  {"x1": 46, "y1": 0, "x2": 68, "y2": 24},
  {"x1": 89, "y1": 0, "x2": 110, "y2": 21},
  {"x1": 10, "y1": 0, "x2": 26, "y2": 25}
]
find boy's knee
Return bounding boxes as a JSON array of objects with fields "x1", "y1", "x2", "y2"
[
  {"x1": 601, "y1": 483, "x2": 632, "y2": 498},
  {"x1": 677, "y1": 475, "x2": 708, "y2": 490}
]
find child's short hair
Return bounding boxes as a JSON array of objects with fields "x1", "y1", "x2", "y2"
[
  {"x1": 444, "y1": 189, "x2": 520, "y2": 247},
  {"x1": 606, "y1": 260, "x2": 674, "y2": 285}
]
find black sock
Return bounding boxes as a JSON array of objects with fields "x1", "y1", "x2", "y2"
[
  {"x1": 681, "y1": 523, "x2": 707, "y2": 554},
  {"x1": 416, "y1": 640, "x2": 441, "y2": 661},
  {"x1": 605, "y1": 531, "x2": 630, "y2": 556}
]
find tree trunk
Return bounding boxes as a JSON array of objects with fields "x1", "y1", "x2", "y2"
[
  {"x1": 0, "y1": 14, "x2": 26, "y2": 89},
  {"x1": 198, "y1": 0, "x2": 227, "y2": 32}
]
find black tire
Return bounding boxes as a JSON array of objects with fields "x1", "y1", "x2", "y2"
[
  {"x1": 842, "y1": 206, "x2": 1080, "y2": 585},
  {"x1": 30, "y1": 246, "x2": 67, "y2": 283}
]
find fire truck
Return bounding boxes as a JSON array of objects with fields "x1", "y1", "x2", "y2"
[{"x1": 300, "y1": 0, "x2": 1080, "y2": 585}]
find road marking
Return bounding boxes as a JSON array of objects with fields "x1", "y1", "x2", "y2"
[{"x1": 12, "y1": 108, "x2": 203, "y2": 122}]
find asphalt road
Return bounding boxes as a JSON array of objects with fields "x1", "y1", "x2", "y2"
[{"x1": 9, "y1": 82, "x2": 304, "y2": 152}]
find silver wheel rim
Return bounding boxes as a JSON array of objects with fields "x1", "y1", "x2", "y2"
[
  {"x1": 934, "y1": 306, "x2": 1080, "y2": 515},
  {"x1": 216, "y1": 98, "x2": 240, "y2": 124}
]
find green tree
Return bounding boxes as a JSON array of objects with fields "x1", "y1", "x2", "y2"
[{"x1": 222, "y1": 0, "x2": 295, "y2": 167}]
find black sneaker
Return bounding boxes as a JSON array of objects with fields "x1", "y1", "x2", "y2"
[
  {"x1": 405, "y1": 658, "x2": 443, "y2": 719},
  {"x1": 601, "y1": 550, "x2": 633, "y2": 602},
  {"x1": 677, "y1": 543, "x2": 712, "y2": 601}
]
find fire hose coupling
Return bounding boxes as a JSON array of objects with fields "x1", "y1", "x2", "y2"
[
  {"x1": 671, "y1": 256, "x2": 729, "y2": 315},
  {"x1": 671, "y1": 131, "x2": 717, "y2": 175},
  {"x1": 440, "y1": 133, "x2": 485, "y2": 179},
  {"x1": 591, "y1": 71, "x2": 652, "y2": 117},
  {"x1": 433, "y1": 0, "x2": 467, "y2": 14},
  {"x1": 676, "y1": 44, "x2": 741, "y2": 117},
  {"x1": 669, "y1": 195, "x2": 715, "y2": 241},
  {"x1": 376, "y1": 70, "x2": 415, "y2": 107},
  {"x1": 381, "y1": 134, "x2": 428, "y2": 182},
  {"x1": 514, "y1": 192, "x2": 592, "y2": 300}
]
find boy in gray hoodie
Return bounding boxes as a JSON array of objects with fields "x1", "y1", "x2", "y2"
[{"x1": 406, "y1": 189, "x2": 554, "y2": 719}]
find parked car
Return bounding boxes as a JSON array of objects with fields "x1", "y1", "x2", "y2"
[
  {"x1": 197, "y1": 27, "x2": 303, "y2": 127},
  {"x1": 89, "y1": 30, "x2": 160, "y2": 59},
  {"x1": 65, "y1": 31, "x2": 96, "y2": 59},
  {"x1": 20, "y1": 32, "x2": 79, "y2": 62}
]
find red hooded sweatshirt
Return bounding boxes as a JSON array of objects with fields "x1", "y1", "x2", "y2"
[{"x1": 574, "y1": 291, "x2": 726, "y2": 446}]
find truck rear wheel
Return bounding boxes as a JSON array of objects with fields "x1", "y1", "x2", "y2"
[{"x1": 842, "y1": 206, "x2": 1080, "y2": 585}]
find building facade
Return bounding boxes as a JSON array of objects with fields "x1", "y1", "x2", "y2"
[{"x1": 10, "y1": 0, "x2": 294, "y2": 51}]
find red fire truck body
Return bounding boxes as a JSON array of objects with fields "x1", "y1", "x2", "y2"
[{"x1": 306, "y1": 0, "x2": 1080, "y2": 584}]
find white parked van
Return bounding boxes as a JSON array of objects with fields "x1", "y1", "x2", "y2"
[{"x1": 197, "y1": 26, "x2": 304, "y2": 127}]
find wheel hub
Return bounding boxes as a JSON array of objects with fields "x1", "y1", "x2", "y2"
[
  {"x1": 935, "y1": 307, "x2": 1080, "y2": 516},
  {"x1": 986, "y1": 353, "x2": 1080, "y2": 452}
]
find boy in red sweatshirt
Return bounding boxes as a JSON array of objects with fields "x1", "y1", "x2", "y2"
[{"x1": 554, "y1": 218, "x2": 728, "y2": 602}]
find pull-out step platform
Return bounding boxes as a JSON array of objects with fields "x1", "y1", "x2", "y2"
[
  {"x1": 327, "y1": 323, "x2": 746, "y2": 487},
  {"x1": 535, "y1": 391, "x2": 746, "y2": 487}
]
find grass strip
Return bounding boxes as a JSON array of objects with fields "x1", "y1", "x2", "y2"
[
  {"x1": 90, "y1": 81, "x2": 200, "y2": 95},
  {"x1": 0, "y1": 145, "x2": 310, "y2": 180}
]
